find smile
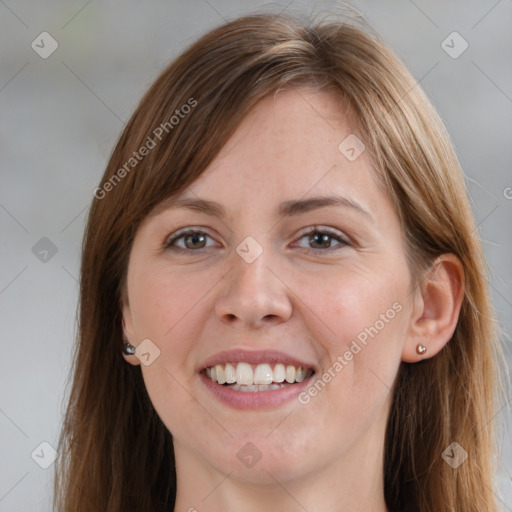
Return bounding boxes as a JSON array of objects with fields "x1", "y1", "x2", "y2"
[
  {"x1": 205, "y1": 362, "x2": 315, "y2": 391},
  {"x1": 199, "y1": 350, "x2": 317, "y2": 409}
]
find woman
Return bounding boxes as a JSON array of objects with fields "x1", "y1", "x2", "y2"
[{"x1": 53, "y1": 11, "x2": 501, "y2": 512}]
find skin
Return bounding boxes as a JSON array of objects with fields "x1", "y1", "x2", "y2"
[{"x1": 122, "y1": 87, "x2": 464, "y2": 512}]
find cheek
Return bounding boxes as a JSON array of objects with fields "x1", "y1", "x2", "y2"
[
  {"x1": 295, "y1": 264, "x2": 408, "y2": 402},
  {"x1": 129, "y1": 262, "x2": 219, "y2": 340},
  {"x1": 127, "y1": 262, "x2": 230, "y2": 384},
  {"x1": 297, "y1": 262, "x2": 407, "y2": 346},
  {"x1": 128, "y1": 264, "x2": 226, "y2": 436}
]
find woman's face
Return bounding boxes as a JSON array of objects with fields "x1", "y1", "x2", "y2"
[{"x1": 123, "y1": 88, "x2": 418, "y2": 484}]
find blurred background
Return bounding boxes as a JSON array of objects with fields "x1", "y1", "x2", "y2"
[{"x1": 1, "y1": 0, "x2": 511, "y2": 510}]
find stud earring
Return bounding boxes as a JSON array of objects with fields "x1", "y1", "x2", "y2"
[
  {"x1": 122, "y1": 339, "x2": 136, "y2": 355},
  {"x1": 416, "y1": 343, "x2": 427, "y2": 355}
]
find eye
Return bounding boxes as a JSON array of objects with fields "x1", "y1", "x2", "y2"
[
  {"x1": 164, "y1": 226, "x2": 350, "y2": 254},
  {"x1": 294, "y1": 226, "x2": 350, "y2": 254},
  {"x1": 164, "y1": 229, "x2": 217, "y2": 252}
]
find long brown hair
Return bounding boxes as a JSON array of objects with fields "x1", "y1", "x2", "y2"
[{"x1": 53, "y1": 12, "x2": 501, "y2": 511}]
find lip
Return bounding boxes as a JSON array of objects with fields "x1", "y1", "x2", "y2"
[
  {"x1": 199, "y1": 372, "x2": 315, "y2": 409},
  {"x1": 198, "y1": 349, "x2": 317, "y2": 372},
  {"x1": 198, "y1": 349, "x2": 317, "y2": 410}
]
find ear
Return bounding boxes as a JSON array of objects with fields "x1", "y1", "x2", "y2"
[
  {"x1": 402, "y1": 253, "x2": 464, "y2": 363},
  {"x1": 121, "y1": 290, "x2": 141, "y2": 367}
]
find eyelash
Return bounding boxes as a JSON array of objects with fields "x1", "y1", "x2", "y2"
[{"x1": 163, "y1": 226, "x2": 350, "y2": 255}]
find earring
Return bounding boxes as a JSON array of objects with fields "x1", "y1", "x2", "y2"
[
  {"x1": 122, "y1": 340, "x2": 136, "y2": 355},
  {"x1": 416, "y1": 343, "x2": 427, "y2": 355}
]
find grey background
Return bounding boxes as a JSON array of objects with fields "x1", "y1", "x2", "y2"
[{"x1": 1, "y1": 0, "x2": 511, "y2": 510}]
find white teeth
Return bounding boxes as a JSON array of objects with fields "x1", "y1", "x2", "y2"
[
  {"x1": 273, "y1": 363, "x2": 285, "y2": 383},
  {"x1": 285, "y1": 365, "x2": 296, "y2": 383},
  {"x1": 296, "y1": 367, "x2": 306, "y2": 382},
  {"x1": 236, "y1": 362, "x2": 253, "y2": 385},
  {"x1": 228, "y1": 383, "x2": 287, "y2": 392},
  {"x1": 206, "y1": 361, "x2": 313, "y2": 387},
  {"x1": 253, "y1": 363, "x2": 273, "y2": 385},
  {"x1": 215, "y1": 364, "x2": 226, "y2": 384},
  {"x1": 224, "y1": 362, "x2": 236, "y2": 384}
]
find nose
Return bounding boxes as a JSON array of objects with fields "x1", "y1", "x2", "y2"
[{"x1": 214, "y1": 247, "x2": 293, "y2": 329}]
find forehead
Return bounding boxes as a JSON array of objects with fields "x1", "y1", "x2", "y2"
[
  {"x1": 176, "y1": 88, "x2": 380, "y2": 209},
  {"x1": 146, "y1": 86, "x2": 400, "y2": 242},
  {"x1": 210, "y1": 87, "x2": 361, "y2": 176}
]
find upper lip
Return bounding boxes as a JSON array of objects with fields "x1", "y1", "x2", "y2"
[{"x1": 199, "y1": 349, "x2": 317, "y2": 372}]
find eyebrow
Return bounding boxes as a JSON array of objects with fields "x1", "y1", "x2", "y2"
[{"x1": 153, "y1": 195, "x2": 373, "y2": 221}]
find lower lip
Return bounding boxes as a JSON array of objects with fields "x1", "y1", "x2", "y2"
[{"x1": 199, "y1": 372, "x2": 314, "y2": 410}]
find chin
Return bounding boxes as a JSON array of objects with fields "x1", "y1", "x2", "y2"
[{"x1": 208, "y1": 435, "x2": 314, "y2": 484}]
